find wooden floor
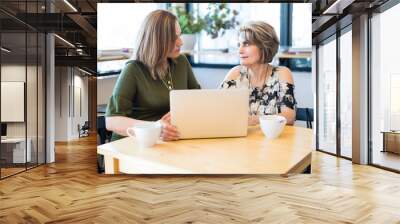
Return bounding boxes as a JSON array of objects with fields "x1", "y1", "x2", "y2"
[
  {"x1": 1, "y1": 163, "x2": 45, "y2": 178},
  {"x1": 1, "y1": 167, "x2": 26, "y2": 178},
  {"x1": 1, "y1": 135, "x2": 400, "y2": 223}
]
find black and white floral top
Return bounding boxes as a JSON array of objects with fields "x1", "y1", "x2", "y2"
[{"x1": 220, "y1": 66, "x2": 297, "y2": 115}]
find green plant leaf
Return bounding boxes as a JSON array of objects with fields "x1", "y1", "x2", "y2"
[{"x1": 203, "y1": 3, "x2": 240, "y2": 39}]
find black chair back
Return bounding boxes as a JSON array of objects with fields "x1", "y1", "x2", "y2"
[
  {"x1": 296, "y1": 108, "x2": 313, "y2": 129},
  {"x1": 97, "y1": 116, "x2": 106, "y2": 129},
  {"x1": 82, "y1": 121, "x2": 90, "y2": 130},
  {"x1": 96, "y1": 116, "x2": 109, "y2": 173},
  {"x1": 97, "y1": 116, "x2": 111, "y2": 144},
  {"x1": 296, "y1": 108, "x2": 308, "y2": 121}
]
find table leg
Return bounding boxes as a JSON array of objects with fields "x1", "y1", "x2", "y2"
[
  {"x1": 382, "y1": 132, "x2": 386, "y2": 152},
  {"x1": 104, "y1": 155, "x2": 120, "y2": 174},
  {"x1": 303, "y1": 164, "x2": 311, "y2": 174}
]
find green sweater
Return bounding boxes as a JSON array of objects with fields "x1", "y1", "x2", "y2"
[{"x1": 106, "y1": 54, "x2": 201, "y2": 141}]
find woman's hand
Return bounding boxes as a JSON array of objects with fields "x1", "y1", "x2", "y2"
[
  {"x1": 159, "y1": 112, "x2": 180, "y2": 141},
  {"x1": 248, "y1": 115, "x2": 260, "y2": 126}
]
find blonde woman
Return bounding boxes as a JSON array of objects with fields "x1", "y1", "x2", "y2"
[
  {"x1": 220, "y1": 21, "x2": 296, "y2": 125},
  {"x1": 106, "y1": 10, "x2": 201, "y2": 141}
]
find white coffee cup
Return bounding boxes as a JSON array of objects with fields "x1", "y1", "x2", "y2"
[
  {"x1": 126, "y1": 121, "x2": 162, "y2": 148},
  {"x1": 259, "y1": 115, "x2": 287, "y2": 139}
]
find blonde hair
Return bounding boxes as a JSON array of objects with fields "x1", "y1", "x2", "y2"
[
  {"x1": 239, "y1": 21, "x2": 279, "y2": 63},
  {"x1": 136, "y1": 10, "x2": 178, "y2": 80}
]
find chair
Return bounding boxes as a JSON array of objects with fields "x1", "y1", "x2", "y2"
[
  {"x1": 78, "y1": 121, "x2": 90, "y2": 138},
  {"x1": 97, "y1": 116, "x2": 112, "y2": 173},
  {"x1": 307, "y1": 108, "x2": 314, "y2": 129},
  {"x1": 97, "y1": 116, "x2": 112, "y2": 144},
  {"x1": 296, "y1": 108, "x2": 313, "y2": 129}
]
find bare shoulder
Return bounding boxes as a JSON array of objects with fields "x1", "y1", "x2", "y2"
[
  {"x1": 275, "y1": 66, "x2": 294, "y2": 84},
  {"x1": 223, "y1": 65, "x2": 241, "y2": 81}
]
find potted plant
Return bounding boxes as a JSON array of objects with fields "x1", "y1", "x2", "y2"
[
  {"x1": 171, "y1": 6, "x2": 205, "y2": 52},
  {"x1": 204, "y1": 3, "x2": 240, "y2": 39}
]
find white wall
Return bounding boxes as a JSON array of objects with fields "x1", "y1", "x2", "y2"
[{"x1": 54, "y1": 67, "x2": 89, "y2": 141}]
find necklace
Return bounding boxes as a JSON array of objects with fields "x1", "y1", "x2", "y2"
[
  {"x1": 160, "y1": 66, "x2": 174, "y2": 91},
  {"x1": 248, "y1": 64, "x2": 270, "y2": 115},
  {"x1": 248, "y1": 64, "x2": 269, "y2": 89}
]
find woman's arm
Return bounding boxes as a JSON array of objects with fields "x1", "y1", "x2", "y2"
[
  {"x1": 276, "y1": 66, "x2": 296, "y2": 125},
  {"x1": 279, "y1": 107, "x2": 296, "y2": 125},
  {"x1": 219, "y1": 66, "x2": 241, "y2": 88},
  {"x1": 106, "y1": 116, "x2": 146, "y2": 137},
  {"x1": 106, "y1": 113, "x2": 179, "y2": 141},
  {"x1": 106, "y1": 63, "x2": 179, "y2": 141}
]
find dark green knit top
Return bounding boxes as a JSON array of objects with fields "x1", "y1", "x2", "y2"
[{"x1": 106, "y1": 54, "x2": 200, "y2": 141}]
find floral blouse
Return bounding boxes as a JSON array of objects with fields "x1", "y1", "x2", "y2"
[{"x1": 220, "y1": 66, "x2": 297, "y2": 115}]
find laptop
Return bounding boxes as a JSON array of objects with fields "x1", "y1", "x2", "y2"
[{"x1": 170, "y1": 89, "x2": 249, "y2": 139}]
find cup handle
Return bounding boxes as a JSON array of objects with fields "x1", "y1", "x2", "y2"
[
  {"x1": 126, "y1": 127, "x2": 135, "y2": 137},
  {"x1": 155, "y1": 120, "x2": 163, "y2": 128}
]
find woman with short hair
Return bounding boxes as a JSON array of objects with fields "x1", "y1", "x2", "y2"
[
  {"x1": 220, "y1": 21, "x2": 297, "y2": 125},
  {"x1": 106, "y1": 10, "x2": 201, "y2": 141}
]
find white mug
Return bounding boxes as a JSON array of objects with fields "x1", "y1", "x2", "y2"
[
  {"x1": 126, "y1": 121, "x2": 162, "y2": 148},
  {"x1": 259, "y1": 115, "x2": 287, "y2": 139}
]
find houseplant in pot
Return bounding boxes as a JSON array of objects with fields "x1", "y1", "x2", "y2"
[
  {"x1": 171, "y1": 6, "x2": 205, "y2": 52},
  {"x1": 204, "y1": 3, "x2": 240, "y2": 39},
  {"x1": 204, "y1": 3, "x2": 240, "y2": 52}
]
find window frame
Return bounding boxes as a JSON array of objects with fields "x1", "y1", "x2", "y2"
[{"x1": 186, "y1": 3, "x2": 311, "y2": 72}]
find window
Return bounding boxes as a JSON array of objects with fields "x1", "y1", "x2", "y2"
[
  {"x1": 97, "y1": 3, "x2": 166, "y2": 50},
  {"x1": 191, "y1": 3, "x2": 281, "y2": 65},
  {"x1": 292, "y1": 3, "x2": 312, "y2": 49},
  {"x1": 195, "y1": 3, "x2": 280, "y2": 51},
  {"x1": 0, "y1": 2, "x2": 46, "y2": 179},
  {"x1": 97, "y1": 3, "x2": 311, "y2": 73},
  {"x1": 339, "y1": 28, "x2": 352, "y2": 158},
  {"x1": 317, "y1": 37, "x2": 337, "y2": 155},
  {"x1": 97, "y1": 3, "x2": 166, "y2": 75},
  {"x1": 371, "y1": 2, "x2": 400, "y2": 171},
  {"x1": 285, "y1": 3, "x2": 312, "y2": 72}
]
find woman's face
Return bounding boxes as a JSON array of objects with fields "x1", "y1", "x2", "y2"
[
  {"x1": 167, "y1": 21, "x2": 183, "y2": 59},
  {"x1": 238, "y1": 32, "x2": 261, "y2": 66}
]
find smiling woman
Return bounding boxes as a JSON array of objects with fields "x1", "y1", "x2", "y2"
[
  {"x1": 220, "y1": 21, "x2": 297, "y2": 126},
  {"x1": 105, "y1": 10, "x2": 201, "y2": 142}
]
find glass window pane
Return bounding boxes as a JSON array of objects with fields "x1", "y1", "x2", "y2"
[
  {"x1": 1, "y1": 30, "x2": 28, "y2": 177},
  {"x1": 27, "y1": 31, "x2": 38, "y2": 169},
  {"x1": 318, "y1": 38, "x2": 337, "y2": 154},
  {"x1": 292, "y1": 3, "x2": 312, "y2": 49},
  {"x1": 97, "y1": 3, "x2": 165, "y2": 50},
  {"x1": 194, "y1": 3, "x2": 281, "y2": 65},
  {"x1": 340, "y1": 29, "x2": 352, "y2": 158},
  {"x1": 371, "y1": 3, "x2": 400, "y2": 171},
  {"x1": 38, "y1": 32, "x2": 46, "y2": 165}
]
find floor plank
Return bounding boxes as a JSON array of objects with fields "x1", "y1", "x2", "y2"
[{"x1": 0, "y1": 135, "x2": 400, "y2": 223}]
